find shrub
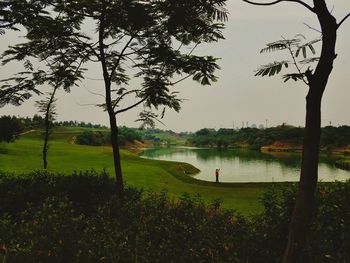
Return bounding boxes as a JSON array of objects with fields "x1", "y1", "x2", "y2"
[
  {"x1": 1, "y1": 171, "x2": 350, "y2": 262},
  {"x1": 76, "y1": 127, "x2": 142, "y2": 147},
  {"x1": 76, "y1": 131, "x2": 109, "y2": 146}
]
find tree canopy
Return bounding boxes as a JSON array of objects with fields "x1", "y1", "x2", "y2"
[
  {"x1": 0, "y1": 115, "x2": 24, "y2": 143},
  {"x1": 0, "y1": 0, "x2": 228, "y2": 191}
]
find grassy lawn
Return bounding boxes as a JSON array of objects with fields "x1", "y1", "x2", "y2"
[{"x1": 0, "y1": 128, "x2": 268, "y2": 215}]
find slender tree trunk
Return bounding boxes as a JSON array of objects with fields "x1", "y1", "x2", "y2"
[
  {"x1": 107, "y1": 107, "x2": 124, "y2": 193},
  {"x1": 99, "y1": 8, "x2": 124, "y2": 193},
  {"x1": 43, "y1": 120, "x2": 49, "y2": 170},
  {"x1": 283, "y1": 1, "x2": 337, "y2": 261},
  {"x1": 42, "y1": 87, "x2": 57, "y2": 170}
]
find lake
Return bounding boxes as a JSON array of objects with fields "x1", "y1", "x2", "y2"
[{"x1": 141, "y1": 147, "x2": 350, "y2": 183}]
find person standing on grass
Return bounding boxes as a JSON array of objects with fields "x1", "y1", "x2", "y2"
[{"x1": 215, "y1": 168, "x2": 220, "y2": 183}]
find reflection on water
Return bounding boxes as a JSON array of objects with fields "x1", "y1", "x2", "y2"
[{"x1": 141, "y1": 147, "x2": 350, "y2": 183}]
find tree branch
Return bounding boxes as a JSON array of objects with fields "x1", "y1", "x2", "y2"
[
  {"x1": 105, "y1": 34, "x2": 126, "y2": 48},
  {"x1": 82, "y1": 84, "x2": 105, "y2": 98},
  {"x1": 112, "y1": 89, "x2": 139, "y2": 109},
  {"x1": 337, "y1": 12, "x2": 350, "y2": 29},
  {"x1": 303, "y1": 22, "x2": 322, "y2": 34},
  {"x1": 242, "y1": 0, "x2": 283, "y2": 6},
  {"x1": 242, "y1": 0, "x2": 314, "y2": 13},
  {"x1": 123, "y1": 45, "x2": 148, "y2": 56},
  {"x1": 281, "y1": 36, "x2": 309, "y2": 85},
  {"x1": 50, "y1": 2, "x2": 99, "y2": 19},
  {"x1": 108, "y1": 36, "x2": 135, "y2": 81},
  {"x1": 115, "y1": 97, "x2": 147, "y2": 115},
  {"x1": 168, "y1": 73, "x2": 194, "y2": 86},
  {"x1": 288, "y1": 47, "x2": 309, "y2": 86}
]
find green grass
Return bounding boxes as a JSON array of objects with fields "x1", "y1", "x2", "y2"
[{"x1": 0, "y1": 127, "x2": 267, "y2": 215}]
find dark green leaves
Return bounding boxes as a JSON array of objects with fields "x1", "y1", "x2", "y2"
[
  {"x1": 0, "y1": 116, "x2": 24, "y2": 143},
  {"x1": 295, "y1": 38, "x2": 321, "y2": 58},
  {"x1": 255, "y1": 35, "x2": 321, "y2": 83},
  {"x1": 136, "y1": 110, "x2": 163, "y2": 129},
  {"x1": 259, "y1": 39, "x2": 300, "y2": 54},
  {"x1": 0, "y1": 0, "x2": 48, "y2": 32},
  {"x1": 255, "y1": 61, "x2": 289, "y2": 77},
  {"x1": 186, "y1": 56, "x2": 220, "y2": 85},
  {"x1": 282, "y1": 73, "x2": 305, "y2": 82}
]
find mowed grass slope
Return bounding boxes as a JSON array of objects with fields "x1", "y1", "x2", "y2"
[{"x1": 0, "y1": 127, "x2": 267, "y2": 214}]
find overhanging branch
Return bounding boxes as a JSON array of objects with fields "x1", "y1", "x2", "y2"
[
  {"x1": 337, "y1": 12, "x2": 350, "y2": 29},
  {"x1": 242, "y1": 0, "x2": 283, "y2": 6},
  {"x1": 109, "y1": 36, "x2": 135, "y2": 81},
  {"x1": 112, "y1": 89, "x2": 139, "y2": 109},
  {"x1": 115, "y1": 97, "x2": 147, "y2": 115},
  {"x1": 303, "y1": 22, "x2": 322, "y2": 34},
  {"x1": 242, "y1": 0, "x2": 315, "y2": 13},
  {"x1": 168, "y1": 73, "x2": 194, "y2": 86}
]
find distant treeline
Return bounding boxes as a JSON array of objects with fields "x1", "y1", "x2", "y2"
[
  {"x1": 0, "y1": 115, "x2": 187, "y2": 146},
  {"x1": 21, "y1": 114, "x2": 108, "y2": 129},
  {"x1": 0, "y1": 114, "x2": 108, "y2": 130},
  {"x1": 187, "y1": 124, "x2": 350, "y2": 150}
]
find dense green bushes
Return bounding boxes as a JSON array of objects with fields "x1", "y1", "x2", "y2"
[
  {"x1": 0, "y1": 171, "x2": 350, "y2": 262},
  {"x1": 76, "y1": 127, "x2": 142, "y2": 146},
  {"x1": 75, "y1": 131, "x2": 110, "y2": 146},
  {"x1": 0, "y1": 116, "x2": 24, "y2": 143}
]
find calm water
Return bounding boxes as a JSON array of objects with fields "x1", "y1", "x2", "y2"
[{"x1": 141, "y1": 147, "x2": 350, "y2": 183}]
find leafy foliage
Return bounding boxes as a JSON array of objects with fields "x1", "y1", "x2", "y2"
[
  {"x1": 259, "y1": 38, "x2": 300, "y2": 54},
  {"x1": 255, "y1": 35, "x2": 321, "y2": 83},
  {"x1": 0, "y1": 0, "x2": 227, "y2": 122},
  {"x1": 295, "y1": 38, "x2": 320, "y2": 58},
  {"x1": 76, "y1": 127, "x2": 142, "y2": 147},
  {"x1": 282, "y1": 73, "x2": 305, "y2": 82},
  {"x1": 0, "y1": 171, "x2": 350, "y2": 262},
  {"x1": 0, "y1": 0, "x2": 47, "y2": 32},
  {"x1": 254, "y1": 61, "x2": 289, "y2": 77},
  {"x1": 0, "y1": 115, "x2": 24, "y2": 143}
]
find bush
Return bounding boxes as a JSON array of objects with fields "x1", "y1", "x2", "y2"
[
  {"x1": 1, "y1": 171, "x2": 350, "y2": 262},
  {"x1": 76, "y1": 131, "x2": 109, "y2": 146},
  {"x1": 76, "y1": 127, "x2": 142, "y2": 147},
  {"x1": 0, "y1": 116, "x2": 25, "y2": 143}
]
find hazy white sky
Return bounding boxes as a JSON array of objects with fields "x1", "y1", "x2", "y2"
[{"x1": 1, "y1": 1, "x2": 349, "y2": 132}]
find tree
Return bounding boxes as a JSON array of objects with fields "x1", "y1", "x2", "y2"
[
  {"x1": 35, "y1": 90, "x2": 57, "y2": 170},
  {"x1": 244, "y1": 0, "x2": 350, "y2": 261},
  {"x1": 0, "y1": 115, "x2": 24, "y2": 143},
  {"x1": 1, "y1": 6, "x2": 87, "y2": 169},
  {"x1": 1, "y1": 0, "x2": 228, "y2": 193}
]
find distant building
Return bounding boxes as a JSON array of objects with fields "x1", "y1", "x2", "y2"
[{"x1": 258, "y1": 124, "x2": 264, "y2": 129}]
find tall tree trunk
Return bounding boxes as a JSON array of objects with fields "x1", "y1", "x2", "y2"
[
  {"x1": 43, "y1": 119, "x2": 49, "y2": 170},
  {"x1": 283, "y1": 1, "x2": 337, "y2": 261},
  {"x1": 42, "y1": 87, "x2": 57, "y2": 170},
  {"x1": 283, "y1": 88, "x2": 322, "y2": 263},
  {"x1": 99, "y1": 8, "x2": 124, "y2": 193},
  {"x1": 107, "y1": 107, "x2": 124, "y2": 193}
]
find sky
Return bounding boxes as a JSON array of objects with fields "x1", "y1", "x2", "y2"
[{"x1": 1, "y1": 0, "x2": 350, "y2": 132}]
